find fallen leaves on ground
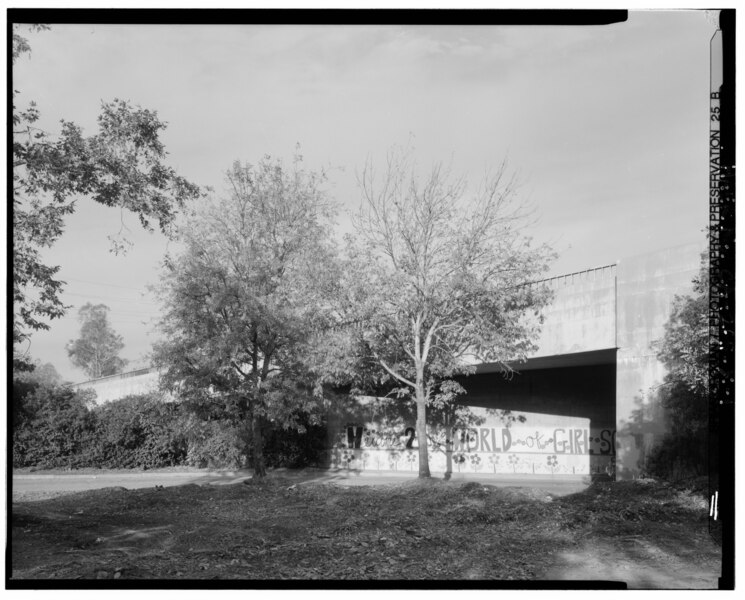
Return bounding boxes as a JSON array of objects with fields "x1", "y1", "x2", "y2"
[{"x1": 10, "y1": 476, "x2": 721, "y2": 583}]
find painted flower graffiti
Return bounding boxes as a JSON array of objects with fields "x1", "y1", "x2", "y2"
[
  {"x1": 375, "y1": 453, "x2": 385, "y2": 470},
  {"x1": 405, "y1": 451, "x2": 417, "y2": 470},
  {"x1": 488, "y1": 454, "x2": 500, "y2": 473},
  {"x1": 547, "y1": 455, "x2": 558, "y2": 473},
  {"x1": 327, "y1": 418, "x2": 619, "y2": 476},
  {"x1": 388, "y1": 451, "x2": 400, "y2": 470},
  {"x1": 341, "y1": 450, "x2": 354, "y2": 468},
  {"x1": 452, "y1": 452, "x2": 467, "y2": 472}
]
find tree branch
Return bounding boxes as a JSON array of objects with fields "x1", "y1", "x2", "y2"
[
  {"x1": 369, "y1": 346, "x2": 416, "y2": 389},
  {"x1": 231, "y1": 360, "x2": 249, "y2": 379}
]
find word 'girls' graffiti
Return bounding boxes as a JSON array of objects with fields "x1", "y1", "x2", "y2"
[{"x1": 451, "y1": 427, "x2": 616, "y2": 455}]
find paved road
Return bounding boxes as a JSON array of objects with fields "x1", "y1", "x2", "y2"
[
  {"x1": 12, "y1": 468, "x2": 590, "y2": 501},
  {"x1": 12, "y1": 470, "x2": 252, "y2": 496}
]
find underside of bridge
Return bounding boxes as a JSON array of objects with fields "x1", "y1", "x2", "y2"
[
  {"x1": 453, "y1": 349, "x2": 617, "y2": 478},
  {"x1": 466, "y1": 348, "x2": 617, "y2": 427}
]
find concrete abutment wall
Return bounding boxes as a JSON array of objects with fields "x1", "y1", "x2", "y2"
[{"x1": 614, "y1": 242, "x2": 705, "y2": 479}]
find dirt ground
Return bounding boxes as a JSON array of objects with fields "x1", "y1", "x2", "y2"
[{"x1": 9, "y1": 475, "x2": 722, "y2": 587}]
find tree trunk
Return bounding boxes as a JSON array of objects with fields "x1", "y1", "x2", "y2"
[
  {"x1": 251, "y1": 411, "x2": 266, "y2": 479},
  {"x1": 415, "y1": 391, "x2": 430, "y2": 478},
  {"x1": 444, "y1": 424, "x2": 453, "y2": 481}
]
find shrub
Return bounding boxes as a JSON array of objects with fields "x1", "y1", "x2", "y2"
[
  {"x1": 93, "y1": 394, "x2": 188, "y2": 469},
  {"x1": 645, "y1": 434, "x2": 708, "y2": 480},
  {"x1": 12, "y1": 385, "x2": 98, "y2": 468},
  {"x1": 263, "y1": 415, "x2": 327, "y2": 468},
  {"x1": 12, "y1": 385, "x2": 325, "y2": 471},
  {"x1": 644, "y1": 381, "x2": 710, "y2": 481},
  {"x1": 648, "y1": 252, "x2": 712, "y2": 482},
  {"x1": 181, "y1": 417, "x2": 246, "y2": 469}
]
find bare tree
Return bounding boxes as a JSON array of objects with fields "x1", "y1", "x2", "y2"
[{"x1": 322, "y1": 148, "x2": 554, "y2": 478}]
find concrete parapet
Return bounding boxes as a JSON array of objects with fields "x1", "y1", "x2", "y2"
[
  {"x1": 532, "y1": 264, "x2": 616, "y2": 356},
  {"x1": 71, "y1": 368, "x2": 162, "y2": 405}
]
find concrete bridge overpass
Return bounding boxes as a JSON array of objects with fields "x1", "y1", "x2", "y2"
[
  {"x1": 457, "y1": 241, "x2": 706, "y2": 479},
  {"x1": 74, "y1": 242, "x2": 706, "y2": 480},
  {"x1": 327, "y1": 241, "x2": 706, "y2": 480}
]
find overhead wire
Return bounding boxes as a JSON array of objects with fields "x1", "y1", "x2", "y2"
[{"x1": 63, "y1": 277, "x2": 155, "y2": 292}]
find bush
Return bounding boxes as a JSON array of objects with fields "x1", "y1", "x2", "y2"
[
  {"x1": 12, "y1": 386, "x2": 325, "y2": 471},
  {"x1": 12, "y1": 385, "x2": 98, "y2": 468},
  {"x1": 645, "y1": 434, "x2": 708, "y2": 481},
  {"x1": 644, "y1": 381, "x2": 710, "y2": 481},
  {"x1": 93, "y1": 395, "x2": 188, "y2": 469},
  {"x1": 181, "y1": 417, "x2": 246, "y2": 469},
  {"x1": 80, "y1": 393, "x2": 247, "y2": 470},
  {"x1": 648, "y1": 252, "x2": 712, "y2": 482},
  {"x1": 263, "y1": 416, "x2": 327, "y2": 468}
]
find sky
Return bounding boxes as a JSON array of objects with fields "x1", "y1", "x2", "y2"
[{"x1": 11, "y1": 11, "x2": 716, "y2": 383}]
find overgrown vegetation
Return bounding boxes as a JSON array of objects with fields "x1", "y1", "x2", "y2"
[
  {"x1": 12, "y1": 385, "x2": 98, "y2": 469},
  {"x1": 12, "y1": 383, "x2": 325, "y2": 471},
  {"x1": 646, "y1": 253, "x2": 710, "y2": 480}
]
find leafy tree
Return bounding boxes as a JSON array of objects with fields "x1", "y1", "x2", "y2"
[
  {"x1": 12, "y1": 25, "x2": 201, "y2": 369},
  {"x1": 13, "y1": 359, "x2": 63, "y2": 388},
  {"x1": 657, "y1": 255, "x2": 709, "y2": 399},
  {"x1": 153, "y1": 154, "x2": 338, "y2": 478},
  {"x1": 12, "y1": 359, "x2": 64, "y2": 433},
  {"x1": 316, "y1": 149, "x2": 554, "y2": 478},
  {"x1": 648, "y1": 253, "x2": 709, "y2": 477},
  {"x1": 66, "y1": 303, "x2": 128, "y2": 379}
]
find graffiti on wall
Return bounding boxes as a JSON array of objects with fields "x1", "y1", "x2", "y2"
[{"x1": 329, "y1": 424, "x2": 616, "y2": 477}]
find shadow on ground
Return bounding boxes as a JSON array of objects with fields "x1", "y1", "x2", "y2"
[
  {"x1": 10, "y1": 476, "x2": 721, "y2": 585},
  {"x1": 544, "y1": 535, "x2": 719, "y2": 589},
  {"x1": 191, "y1": 468, "x2": 591, "y2": 497}
]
